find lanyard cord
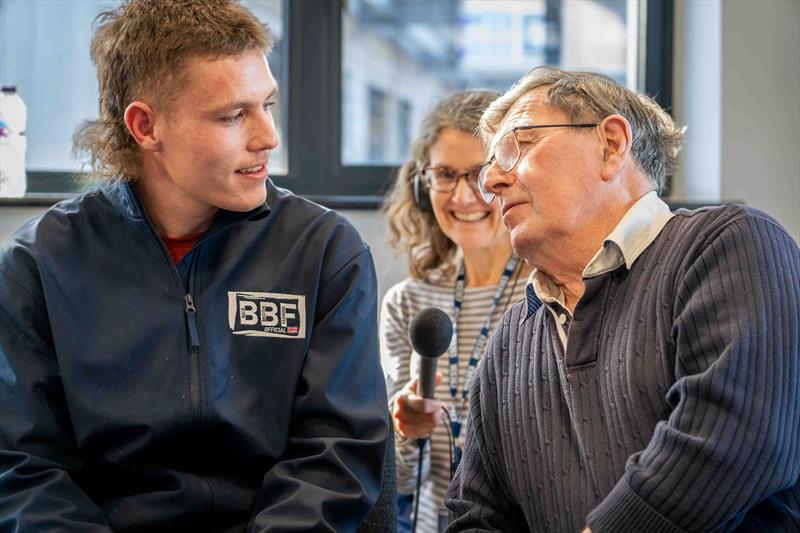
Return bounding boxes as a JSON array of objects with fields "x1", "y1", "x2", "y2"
[
  {"x1": 502, "y1": 259, "x2": 524, "y2": 318},
  {"x1": 447, "y1": 254, "x2": 520, "y2": 435}
]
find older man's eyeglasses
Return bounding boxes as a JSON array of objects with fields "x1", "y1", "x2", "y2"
[
  {"x1": 419, "y1": 166, "x2": 483, "y2": 193},
  {"x1": 477, "y1": 123, "x2": 598, "y2": 203}
]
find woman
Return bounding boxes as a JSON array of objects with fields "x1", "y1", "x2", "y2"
[{"x1": 381, "y1": 90, "x2": 532, "y2": 532}]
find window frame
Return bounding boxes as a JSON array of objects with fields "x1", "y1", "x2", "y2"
[
  {"x1": 13, "y1": 0, "x2": 674, "y2": 208},
  {"x1": 274, "y1": 0, "x2": 397, "y2": 208},
  {"x1": 279, "y1": 0, "x2": 675, "y2": 208}
]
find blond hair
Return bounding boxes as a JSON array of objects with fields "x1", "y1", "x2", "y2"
[
  {"x1": 481, "y1": 66, "x2": 683, "y2": 192},
  {"x1": 384, "y1": 90, "x2": 499, "y2": 281},
  {"x1": 73, "y1": 0, "x2": 273, "y2": 182}
]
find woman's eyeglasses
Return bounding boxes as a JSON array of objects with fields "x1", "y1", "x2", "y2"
[{"x1": 419, "y1": 166, "x2": 483, "y2": 193}]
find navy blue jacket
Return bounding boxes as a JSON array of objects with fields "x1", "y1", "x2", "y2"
[{"x1": 0, "y1": 180, "x2": 390, "y2": 531}]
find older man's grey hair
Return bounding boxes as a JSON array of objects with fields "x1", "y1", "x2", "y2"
[{"x1": 481, "y1": 66, "x2": 684, "y2": 193}]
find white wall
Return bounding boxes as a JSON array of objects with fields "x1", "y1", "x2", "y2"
[
  {"x1": 339, "y1": 209, "x2": 408, "y2": 302},
  {"x1": 0, "y1": 205, "x2": 42, "y2": 245},
  {"x1": 671, "y1": 0, "x2": 721, "y2": 201},
  {"x1": 672, "y1": 0, "x2": 800, "y2": 242},
  {"x1": 719, "y1": 0, "x2": 799, "y2": 242}
]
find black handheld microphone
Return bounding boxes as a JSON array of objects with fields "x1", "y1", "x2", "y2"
[
  {"x1": 409, "y1": 307, "x2": 453, "y2": 403},
  {"x1": 408, "y1": 307, "x2": 453, "y2": 533}
]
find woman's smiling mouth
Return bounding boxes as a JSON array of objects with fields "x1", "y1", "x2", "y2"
[{"x1": 451, "y1": 211, "x2": 490, "y2": 222}]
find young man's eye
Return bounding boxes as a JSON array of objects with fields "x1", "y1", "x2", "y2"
[
  {"x1": 263, "y1": 100, "x2": 276, "y2": 111},
  {"x1": 223, "y1": 111, "x2": 245, "y2": 122}
]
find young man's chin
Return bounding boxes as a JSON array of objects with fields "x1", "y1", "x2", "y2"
[{"x1": 220, "y1": 188, "x2": 267, "y2": 213}]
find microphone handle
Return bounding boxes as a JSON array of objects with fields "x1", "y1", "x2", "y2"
[
  {"x1": 418, "y1": 356, "x2": 438, "y2": 399},
  {"x1": 417, "y1": 357, "x2": 439, "y2": 448}
]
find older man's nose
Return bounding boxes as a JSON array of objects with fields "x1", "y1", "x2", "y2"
[{"x1": 481, "y1": 163, "x2": 513, "y2": 201}]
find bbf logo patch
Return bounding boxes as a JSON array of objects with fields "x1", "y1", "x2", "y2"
[{"x1": 228, "y1": 291, "x2": 306, "y2": 339}]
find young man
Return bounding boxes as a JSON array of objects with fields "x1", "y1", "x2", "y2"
[
  {"x1": 0, "y1": 1, "x2": 389, "y2": 531},
  {"x1": 446, "y1": 66, "x2": 800, "y2": 531}
]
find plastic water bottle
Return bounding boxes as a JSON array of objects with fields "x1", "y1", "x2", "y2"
[{"x1": 0, "y1": 86, "x2": 28, "y2": 197}]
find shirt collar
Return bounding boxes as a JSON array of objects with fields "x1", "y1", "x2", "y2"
[
  {"x1": 522, "y1": 191, "x2": 673, "y2": 320},
  {"x1": 523, "y1": 269, "x2": 559, "y2": 321},
  {"x1": 583, "y1": 191, "x2": 673, "y2": 278}
]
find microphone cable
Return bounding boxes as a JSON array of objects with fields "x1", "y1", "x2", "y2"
[
  {"x1": 412, "y1": 441, "x2": 425, "y2": 533},
  {"x1": 411, "y1": 407, "x2": 458, "y2": 533},
  {"x1": 441, "y1": 406, "x2": 456, "y2": 480}
]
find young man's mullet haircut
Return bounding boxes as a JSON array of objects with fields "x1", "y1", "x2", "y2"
[{"x1": 74, "y1": 0, "x2": 274, "y2": 182}]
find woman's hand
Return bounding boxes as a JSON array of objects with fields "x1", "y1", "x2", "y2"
[{"x1": 391, "y1": 372, "x2": 444, "y2": 440}]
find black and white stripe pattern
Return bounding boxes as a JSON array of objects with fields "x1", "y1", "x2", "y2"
[{"x1": 381, "y1": 276, "x2": 527, "y2": 532}]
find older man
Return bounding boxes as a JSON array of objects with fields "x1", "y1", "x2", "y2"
[{"x1": 445, "y1": 66, "x2": 800, "y2": 532}]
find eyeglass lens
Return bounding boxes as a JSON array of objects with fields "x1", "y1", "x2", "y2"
[
  {"x1": 477, "y1": 164, "x2": 495, "y2": 204},
  {"x1": 477, "y1": 130, "x2": 519, "y2": 203},
  {"x1": 427, "y1": 168, "x2": 481, "y2": 192},
  {"x1": 496, "y1": 130, "x2": 520, "y2": 172}
]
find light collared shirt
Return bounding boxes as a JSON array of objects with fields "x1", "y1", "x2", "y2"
[{"x1": 523, "y1": 191, "x2": 674, "y2": 349}]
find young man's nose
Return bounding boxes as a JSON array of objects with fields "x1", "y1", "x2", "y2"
[{"x1": 248, "y1": 109, "x2": 279, "y2": 152}]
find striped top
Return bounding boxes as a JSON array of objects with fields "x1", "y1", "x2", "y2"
[
  {"x1": 446, "y1": 204, "x2": 800, "y2": 532},
  {"x1": 380, "y1": 272, "x2": 528, "y2": 533}
]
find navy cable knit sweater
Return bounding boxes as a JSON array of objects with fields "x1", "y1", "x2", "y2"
[{"x1": 446, "y1": 205, "x2": 800, "y2": 532}]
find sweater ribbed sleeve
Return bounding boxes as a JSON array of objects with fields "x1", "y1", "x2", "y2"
[{"x1": 588, "y1": 211, "x2": 800, "y2": 531}]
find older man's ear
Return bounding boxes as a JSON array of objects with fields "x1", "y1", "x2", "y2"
[{"x1": 598, "y1": 114, "x2": 633, "y2": 182}]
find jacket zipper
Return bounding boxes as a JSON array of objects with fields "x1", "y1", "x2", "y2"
[
  {"x1": 129, "y1": 184, "x2": 219, "y2": 513},
  {"x1": 184, "y1": 251, "x2": 203, "y2": 423},
  {"x1": 184, "y1": 255, "x2": 213, "y2": 512},
  {"x1": 184, "y1": 293, "x2": 202, "y2": 420},
  {"x1": 143, "y1": 222, "x2": 203, "y2": 421}
]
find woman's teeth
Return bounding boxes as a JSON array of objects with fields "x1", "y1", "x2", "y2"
[{"x1": 453, "y1": 211, "x2": 489, "y2": 222}]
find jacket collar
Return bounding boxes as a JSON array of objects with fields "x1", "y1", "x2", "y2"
[{"x1": 102, "y1": 179, "x2": 271, "y2": 237}]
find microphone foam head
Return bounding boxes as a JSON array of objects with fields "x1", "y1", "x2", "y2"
[{"x1": 409, "y1": 307, "x2": 453, "y2": 359}]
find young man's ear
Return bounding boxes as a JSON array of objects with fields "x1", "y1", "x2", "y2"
[
  {"x1": 124, "y1": 101, "x2": 160, "y2": 152},
  {"x1": 597, "y1": 114, "x2": 633, "y2": 182}
]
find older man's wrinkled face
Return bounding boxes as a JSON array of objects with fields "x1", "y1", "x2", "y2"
[{"x1": 481, "y1": 90, "x2": 603, "y2": 261}]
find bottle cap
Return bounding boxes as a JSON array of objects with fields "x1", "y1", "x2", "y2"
[{"x1": 1, "y1": 86, "x2": 17, "y2": 92}]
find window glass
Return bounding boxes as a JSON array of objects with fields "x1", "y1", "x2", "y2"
[
  {"x1": 367, "y1": 87, "x2": 388, "y2": 161},
  {"x1": 0, "y1": 0, "x2": 287, "y2": 177},
  {"x1": 241, "y1": 0, "x2": 287, "y2": 174},
  {"x1": 342, "y1": 0, "x2": 636, "y2": 166}
]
